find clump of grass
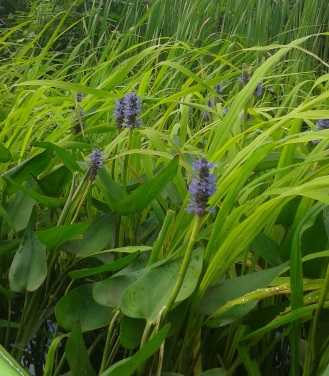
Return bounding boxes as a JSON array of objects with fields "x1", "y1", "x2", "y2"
[{"x1": 0, "y1": 2, "x2": 329, "y2": 376}]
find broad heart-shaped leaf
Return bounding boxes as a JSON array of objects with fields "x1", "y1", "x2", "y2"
[
  {"x1": 37, "y1": 165, "x2": 72, "y2": 197},
  {"x1": 3, "y1": 176, "x2": 66, "y2": 209},
  {"x1": 100, "y1": 324, "x2": 170, "y2": 376},
  {"x1": 65, "y1": 322, "x2": 96, "y2": 376},
  {"x1": 116, "y1": 156, "x2": 179, "y2": 215},
  {"x1": 37, "y1": 223, "x2": 89, "y2": 250},
  {"x1": 34, "y1": 141, "x2": 82, "y2": 173},
  {"x1": 3, "y1": 149, "x2": 53, "y2": 195},
  {"x1": 120, "y1": 248, "x2": 203, "y2": 323},
  {"x1": 0, "y1": 144, "x2": 11, "y2": 163},
  {"x1": 2, "y1": 187, "x2": 36, "y2": 233},
  {"x1": 199, "y1": 263, "x2": 288, "y2": 327},
  {"x1": 9, "y1": 207, "x2": 47, "y2": 292},
  {"x1": 55, "y1": 283, "x2": 113, "y2": 331},
  {"x1": 120, "y1": 316, "x2": 145, "y2": 350},
  {"x1": 94, "y1": 275, "x2": 139, "y2": 308},
  {"x1": 61, "y1": 212, "x2": 117, "y2": 257}
]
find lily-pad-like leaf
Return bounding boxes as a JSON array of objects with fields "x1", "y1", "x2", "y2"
[
  {"x1": 120, "y1": 316, "x2": 145, "y2": 350},
  {"x1": 55, "y1": 283, "x2": 113, "y2": 331},
  {"x1": 0, "y1": 144, "x2": 11, "y2": 163},
  {"x1": 62, "y1": 212, "x2": 117, "y2": 257},
  {"x1": 116, "y1": 156, "x2": 179, "y2": 215},
  {"x1": 3, "y1": 176, "x2": 66, "y2": 209},
  {"x1": 199, "y1": 263, "x2": 288, "y2": 326},
  {"x1": 65, "y1": 322, "x2": 96, "y2": 376},
  {"x1": 37, "y1": 223, "x2": 88, "y2": 250},
  {"x1": 3, "y1": 149, "x2": 53, "y2": 194},
  {"x1": 34, "y1": 141, "x2": 82, "y2": 173},
  {"x1": 100, "y1": 324, "x2": 170, "y2": 376},
  {"x1": 9, "y1": 207, "x2": 47, "y2": 292},
  {"x1": 94, "y1": 275, "x2": 138, "y2": 308},
  {"x1": 120, "y1": 249, "x2": 203, "y2": 323}
]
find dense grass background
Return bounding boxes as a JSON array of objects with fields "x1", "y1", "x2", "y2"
[{"x1": 1, "y1": 1, "x2": 329, "y2": 376}]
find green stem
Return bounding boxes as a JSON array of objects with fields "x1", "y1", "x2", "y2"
[
  {"x1": 99, "y1": 310, "x2": 120, "y2": 374},
  {"x1": 122, "y1": 130, "x2": 132, "y2": 197},
  {"x1": 57, "y1": 173, "x2": 77, "y2": 226},
  {"x1": 70, "y1": 179, "x2": 92, "y2": 224},
  {"x1": 162, "y1": 214, "x2": 202, "y2": 319}
]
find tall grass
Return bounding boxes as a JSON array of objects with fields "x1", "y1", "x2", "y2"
[{"x1": 1, "y1": 1, "x2": 329, "y2": 376}]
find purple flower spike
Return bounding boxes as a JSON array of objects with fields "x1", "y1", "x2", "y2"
[
  {"x1": 222, "y1": 107, "x2": 229, "y2": 116},
  {"x1": 186, "y1": 157, "x2": 217, "y2": 217},
  {"x1": 123, "y1": 92, "x2": 142, "y2": 130},
  {"x1": 203, "y1": 98, "x2": 213, "y2": 121},
  {"x1": 114, "y1": 92, "x2": 142, "y2": 130},
  {"x1": 214, "y1": 83, "x2": 223, "y2": 103},
  {"x1": 86, "y1": 149, "x2": 105, "y2": 181},
  {"x1": 253, "y1": 82, "x2": 263, "y2": 97},
  {"x1": 312, "y1": 119, "x2": 329, "y2": 145},
  {"x1": 114, "y1": 98, "x2": 125, "y2": 129},
  {"x1": 76, "y1": 92, "x2": 83, "y2": 102},
  {"x1": 238, "y1": 69, "x2": 250, "y2": 86}
]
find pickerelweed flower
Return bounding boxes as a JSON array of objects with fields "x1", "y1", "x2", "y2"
[
  {"x1": 76, "y1": 92, "x2": 83, "y2": 102},
  {"x1": 253, "y1": 82, "x2": 263, "y2": 97},
  {"x1": 186, "y1": 157, "x2": 217, "y2": 217},
  {"x1": 311, "y1": 119, "x2": 329, "y2": 144},
  {"x1": 214, "y1": 83, "x2": 223, "y2": 103},
  {"x1": 86, "y1": 149, "x2": 105, "y2": 181},
  {"x1": 114, "y1": 98, "x2": 125, "y2": 129},
  {"x1": 114, "y1": 92, "x2": 142, "y2": 130},
  {"x1": 238, "y1": 69, "x2": 250, "y2": 86},
  {"x1": 222, "y1": 107, "x2": 229, "y2": 116},
  {"x1": 123, "y1": 92, "x2": 142, "y2": 129},
  {"x1": 203, "y1": 98, "x2": 213, "y2": 121}
]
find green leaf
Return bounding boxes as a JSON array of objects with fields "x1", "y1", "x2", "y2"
[
  {"x1": 65, "y1": 322, "x2": 96, "y2": 376},
  {"x1": 37, "y1": 223, "x2": 88, "y2": 250},
  {"x1": 3, "y1": 149, "x2": 53, "y2": 194},
  {"x1": 37, "y1": 165, "x2": 72, "y2": 197},
  {"x1": 3, "y1": 185, "x2": 36, "y2": 232},
  {"x1": 116, "y1": 156, "x2": 179, "y2": 215},
  {"x1": 253, "y1": 152, "x2": 304, "y2": 173},
  {"x1": 100, "y1": 324, "x2": 170, "y2": 376},
  {"x1": 120, "y1": 249, "x2": 203, "y2": 323},
  {"x1": 9, "y1": 207, "x2": 47, "y2": 292},
  {"x1": 199, "y1": 263, "x2": 288, "y2": 326},
  {"x1": 98, "y1": 168, "x2": 123, "y2": 207},
  {"x1": 69, "y1": 252, "x2": 139, "y2": 280},
  {"x1": 3, "y1": 176, "x2": 66, "y2": 209},
  {"x1": 55, "y1": 283, "x2": 114, "y2": 331},
  {"x1": 0, "y1": 145, "x2": 11, "y2": 163},
  {"x1": 94, "y1": 275, "x2": 138, "y2": 308},
  {"x1": 251, "y1": 232, "x2": 282, "y2": 266},
  {"x1": 44, "y1": 334, "x2": 69, "y2": 376},
  {"x1": 34, "y1": 141, "x2": 82, "y2": 173},
  {"x1": 120, "y1": 316, "x2": 145, "y2": 350},
  {"x1": 0, "y1": 344, "x2": 30, "y2": 376},
  {"x1": 62, "y1": 213, "x2": 118, "y2": 257}
]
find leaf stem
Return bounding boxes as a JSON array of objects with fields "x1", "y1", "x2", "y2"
[{"x1": 162, "y1": 214, "x2": 202, "y2": 319}]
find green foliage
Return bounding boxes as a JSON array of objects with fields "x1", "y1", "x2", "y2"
[{"x1": 1, "y1": 1, "x2": 329, "y2": 376}]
